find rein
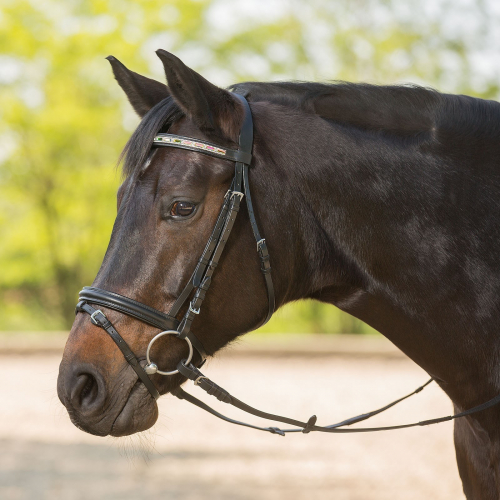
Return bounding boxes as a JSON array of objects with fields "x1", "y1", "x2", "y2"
[{"x1": 76, "y1": 93, "x2": 500, "y2": 435}]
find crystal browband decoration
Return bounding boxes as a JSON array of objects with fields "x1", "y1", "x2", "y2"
[{"x1": 153, "y1": 134, "x2": 227, "y2": 156}]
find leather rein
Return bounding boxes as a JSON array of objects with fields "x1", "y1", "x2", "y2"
[{"x1": 76, "y1": 94, "x2": 500, "y2": 435}]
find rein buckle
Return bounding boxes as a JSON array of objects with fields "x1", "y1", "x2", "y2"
[{"x1": 194, "y1": 376, "x2": 208, "y2": 386}]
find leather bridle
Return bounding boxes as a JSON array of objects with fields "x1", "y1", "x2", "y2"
[{"x1": 76, "y1": 93, "x2": 500, "y2": 435}]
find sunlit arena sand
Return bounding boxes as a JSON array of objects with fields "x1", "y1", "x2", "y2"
[{"x1": 0, "y1": 339, "x2": 463, "y2": 500}]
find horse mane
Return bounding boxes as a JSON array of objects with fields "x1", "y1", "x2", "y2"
[
  {"x1": 237, "y1": 81, "x2": 500, "y2": 145},
  {"x1": 121, "y1": 81, "x2": 500, "y2": 178},
  {"x1": 231, "y1": 81, "x2": 442, "y2": 138}
]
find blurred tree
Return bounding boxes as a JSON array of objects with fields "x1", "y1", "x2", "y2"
[{"x1": 0, "y1": 0, "x2": 498, "y2": 331}]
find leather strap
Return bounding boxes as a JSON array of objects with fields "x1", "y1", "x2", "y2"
[
  {"x1": 179, "y1": 330, "x2": 207, "y2": 361},
  {"x1": 233, "y1": 94, "x2": 275, "y2": 325},
  {"x1": 169, "y1": 94, "x2": 275, "y2": 353},
  {"x1": 243, "y1": 165, "x2": 275, "y2": 326},
  {"x1": 168, "y1": 185, "x2": 234, "y2": 318},
  {"x1": 233, "y1": 94, "x2": 254, "y2": 154},
  {"x1": 175, "y1": 362, "x2": 500, "y2": 435},
  {"x1": 79, "y1": 287, "x2": 179, "y2": 331},
  {"x1": 76, "y1": 301, "x2": 160, "y2": 400},
  {"x1": 78, "y1": 287, "x2": 207, "y2": 361},
  {"x1": 177, "y1": 191, "x2": 244, "y2": 343},
  {"x1": 172, "y1": 386, "x2": 286, "y2": 435},
  {"x1": 153, "y1": 134, "x2": 252, "y2": 164}
]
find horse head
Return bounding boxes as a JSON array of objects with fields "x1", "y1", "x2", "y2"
[{"x1": 57, "y1": 51, "x2": 287, "y2": 436}]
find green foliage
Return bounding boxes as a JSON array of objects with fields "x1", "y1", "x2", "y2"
[
  {"x1": 257, "y1": 300, "x2": 377, "y2": 335},
  {"x1": 1, "y1": 0, "x2": 498, "y2": 331}
]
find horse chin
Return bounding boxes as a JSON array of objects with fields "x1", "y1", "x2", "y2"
[{"x1": 110, "y1": 382, "x2": 159, "y2": 437}]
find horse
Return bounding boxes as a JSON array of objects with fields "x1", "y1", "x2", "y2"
[{"x1": 57, "y1": 49, "x2": 500, "y2": 499}]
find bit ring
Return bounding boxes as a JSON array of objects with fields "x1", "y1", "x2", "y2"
[{"x1": 145, "y1": 330, "x2": 193, "y2": 376}]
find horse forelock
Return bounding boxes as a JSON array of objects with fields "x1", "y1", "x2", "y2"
[{"x1": 120, "y1": 96, "x2": 184, "y2": 179}]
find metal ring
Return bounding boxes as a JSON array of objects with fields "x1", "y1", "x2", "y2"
[{"x1": 146, "y1": 330, "x2": 193, "y2": 376}]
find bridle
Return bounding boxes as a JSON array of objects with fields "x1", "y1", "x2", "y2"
[
  {"x1": 77, "y1": 94, "x2": 272, "y2": 395},
  {"x1": 76, "y1": 93, "x2": 500, "y2": 435}
]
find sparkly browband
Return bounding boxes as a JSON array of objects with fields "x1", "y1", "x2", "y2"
[
  {"x1": 154, "y1": 134, "x2": 227, "y2": 155},
  {"x1": 153, "y1": 133, "x2": 252, "y2": 165}
]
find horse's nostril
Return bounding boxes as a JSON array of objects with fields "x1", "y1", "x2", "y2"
[
  {"x1": 70, "y1": 370, "x2": 103, "y2": 414},
  {"x1": 79, "y1": 374, "x2": 98, "y2": 406}
]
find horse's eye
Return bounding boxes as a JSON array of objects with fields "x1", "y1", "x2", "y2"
[{"x1": 170, "y1": 201, "x2": 196, "y2": 217}]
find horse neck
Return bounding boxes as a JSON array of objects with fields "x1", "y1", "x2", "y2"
[{"x1": 253, "y1": 102, "x2": 500, "y2": 402}]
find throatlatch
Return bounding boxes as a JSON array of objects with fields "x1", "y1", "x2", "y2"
[{"x1": 76, "y1": 94, "x2": 500, "y2": 436}]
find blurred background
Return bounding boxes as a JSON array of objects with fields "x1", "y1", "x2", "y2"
[
  {"x1": 1, "y1": 0, "x2": 499, "y2": 498},
  {"x1": 2, "y1": 0, "x2": 500, "y2": 333}
]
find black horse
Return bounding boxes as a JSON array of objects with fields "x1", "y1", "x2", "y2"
[{"x1": 58, "y1": 50, "x2": 500, "y2": 499}]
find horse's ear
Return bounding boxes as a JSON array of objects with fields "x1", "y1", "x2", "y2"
[
  {"x1": 155, "y1": 49, "x2": 241, "y2": 139},
  {"x1": 106, "y1": 56, "x2": 170, "y2": 117}
]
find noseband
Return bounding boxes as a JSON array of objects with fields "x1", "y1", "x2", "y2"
[{"x1": 76, "y1": 94, "x2": 500, "y2": 435}]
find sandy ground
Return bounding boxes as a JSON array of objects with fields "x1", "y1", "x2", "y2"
[{"x1": 0, "y1": 350, "x2": 464, "y2": 500}]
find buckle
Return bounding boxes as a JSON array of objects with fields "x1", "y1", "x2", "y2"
[
  {"x1": 257, "y1": 238, "x2": 269, "y2": 259},
  {"x1": 230, "y1": 191, "x2": 244, "y2": 200},
  {"x1": 90, "y1": 309, "x2": 104, "y2": 326},
  {"x1": 194, "y1": 375, "x2": 208, "y2": 386},
  {"x1": 257, "y1": 239, "x2": 271, "y2": 273},
  {"x1": 189, "y1": 303, "x2": 201, "y2": 315}
]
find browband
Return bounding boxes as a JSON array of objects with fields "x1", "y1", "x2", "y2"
[{"x1": 153, "y1": 134, "x2": 252, "y2": 164}]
